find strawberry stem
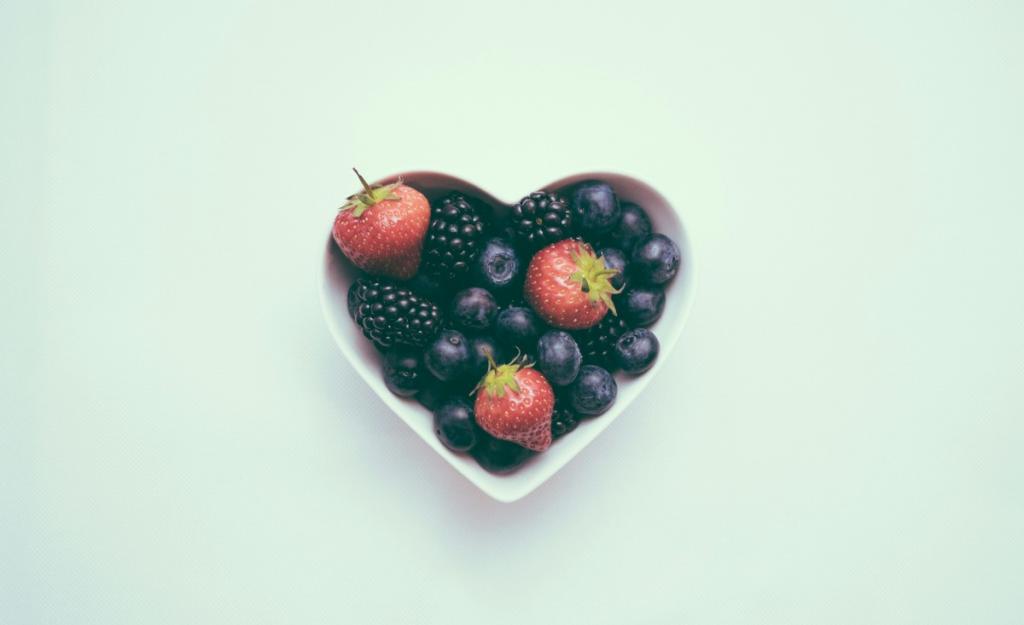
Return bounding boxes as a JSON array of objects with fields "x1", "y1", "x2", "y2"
[
  {"x1": 475, "y1": 353, "x2": 530, "y2": 399},
  {"x1": 353, "y1": 167, "x2": 373, "y2": 195},
  {"x1": 339, "y1": 168, "x2": 402, "y2": 218},
  {"x1": 567, "y1": 243, "x2": 623, "y2": 315}
]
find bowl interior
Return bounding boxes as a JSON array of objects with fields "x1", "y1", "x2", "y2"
[{"x1": 320, "y1": 171, "x2": 696, "y2": 502}]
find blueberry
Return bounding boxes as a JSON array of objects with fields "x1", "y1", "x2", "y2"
[
  {"x1": 631, "y1": 234, "x2": 681, "y2": 285},
  {"x1": 613, "y1": 328, "x2": 659, "y2": 375},
  {"x1": 569, "y1": 365, "x2": 617, "y2": 416},
  {"x1": 597, "y1": 246, "x2": 628, "y2": 290},
  {"x1": 433, "y1": 398, "x2": 479, "y2": 452},
  {"x1": 424, "y1": 329, "x2": 473, "y2": 382},
  {"x1": 468, "y1": 335, "x2": 506, "y2": 379},
  {"x1": 536, "y1": 331, "x2": 582, "y2": 386},
  {"x1": 382, "y1": 348, "x2": 425, "y2": 397},
  {"x1": 470, "y1": 432, "x2": 533, "y2": 474},
  {"x1": 450, "y1": 287, "x2": 498, "y2": 332},
  {"x1": 567, "y1": 180, "x2": 621, "y2": 236},
  {"x1": 474, "y1": 237, "x2": 522, "y2": 294},
  {"x1": 495, "y1": 306, "x2": 542, "y2": 350},
  {"x1": 609, "y1": 202, "x2": 652, "y2": 252},
  {"x1": 619, "y1": 284, "x2": 665, "y2": 327}
]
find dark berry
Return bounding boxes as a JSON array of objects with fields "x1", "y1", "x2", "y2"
[
  {"x1": 551, "y1": 401, "x2": 580, "y2": 439},
  {"x1": 470, "y1": 432, "x2": 533, "y2": 474},
  {"x1": 416, "y1": 380, "x2": 452, "y2": 411},
  {"x1": 424, "y1": 329, "x2": 473, "y2": 382},
  {"x1": 631, "y1": 234, "x2": 681, "y2": 285},
  {"x1": 382, "y1": 348, "x2": 424, "y2": 397},
  {"x1": 613, "y1": 328, "x2": 659, "y2": 375},
  {"x1": 511, "y1": 191, "x2": 573, "y2": 251},
  {"x1": 536, "y1": 331, "x2": 582, "y2": 386},
  {"x1": 450, "y1": 287, "x2": 498, "y2": 333},
  {"x1": 433, "y1": 398, "x2": 479, "y2": 452},
  {"x1": 567, "y1": 180, "x2": 621, "y2": 237},
  {"x1": 609, "y1": 202, "x2": 652, "y2": 252},
  {"x1": 422, "y1": 194, "x2": 487, "y2": 282},
  {"x1": 574, "y1": 314, "x2": 630, "y2": 370},
  {"x1": 495, "y1": 306, "x2": 543, "y2": 351},
  {"x1": 347, "y1": 281, "x2": 360, "y2": 319},
  {"x1": 448, "y1": 374, "x2": 480, "y2": 396},
  {"x1": 467, "y1": 335, "x2": 506, "y2": 380},
  {"x1": 348, "y1": 278, "x2": 442, "y2": 350},
  {"x1": 473, "y1": 237, "x2": 522, "y2": 294},
  {"x1": 597, "y1": 246, "x2": 628, "y2": 290},
  {"x1": 619, "y1": 284, "x2": 665, "y2": 327},
  {"x1": 407, "y1": 272, "x2": 452, "y2": 302},
  {"x1": 569, "y1": 365, "x2": 617, "y2": 416}
]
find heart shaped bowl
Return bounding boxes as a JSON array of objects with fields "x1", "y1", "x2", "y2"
[{"x1": 320, "y1": 171, "x2": 696, "y2": 502}]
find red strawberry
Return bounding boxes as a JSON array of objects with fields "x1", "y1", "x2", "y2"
[
  {"x1": 474, "y1": 357, "x2": 555, "y2": 452},
  {"x1": 332, "y1": 169, "x2": 430, "y2": 280},
  {"x1": 524, "y1": 239, "x2": 622, "y2": 330}
]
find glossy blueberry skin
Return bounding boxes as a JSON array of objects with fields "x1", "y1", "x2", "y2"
[
  {"x1": 495, "y1": 306, "x2": 543, "y2": 350},
  {"x1": 424, "y1": 329, "x2": 473, "y2": 382},
  {"x1": 468, "y1": 335, "x2": 506, "y2": 379},
  {"x1": 567, "y1": 180, "x2": 621, "y2": 237},
  {"x1": 568, "y1": 365, "x2": 618, "y2": 416},
  {"x1": 473, "y1": 237, "x2": 522, "y2": 294},
  {"x1": 433, "y1": 398, "x2": 480, "y2": 452},
  {"x1": 450, "y1": 287, "x2": 498, "y2": 332},
  {"x1": 619, "y1": 284, "x2": 665, "y2": 327},
  {"x1": 597, "y1": 246, "x2": 628, "y2": 290},
  {"x1": 470, "y1": 432, "x2": 533, "y2": 474},
  {"x1": 382, "y1": 348, "x2": 425, "y2": 397},
  {"x1": 608, "y1": 202, "x2": 652, "y2": 252},
  {"x1": 631, "y1": 234, "x2": 681, "y2": 285},
  {"x1": 536, "y1": 331, "x2": 582, "y2": 386},
  {"x1": 613, "y1": 328, "x2": 660, "y2": 375}
]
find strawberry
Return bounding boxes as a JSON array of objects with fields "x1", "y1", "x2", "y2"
[
  {"x1": 524, "y1": 239, "x2": 622, "y2": 330},
  {"x1": 332, "y1": 169, "x2": 430, "y2": 280},
  {"x1": 474, "y1": 356, "x2": 555, "y2": 452}
]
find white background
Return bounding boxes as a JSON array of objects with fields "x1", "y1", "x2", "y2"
[{"x1": 4, "y1": 1, "x2": 1023, "y2": 623}]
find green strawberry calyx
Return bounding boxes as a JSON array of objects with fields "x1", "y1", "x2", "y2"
[
  {"x1": 568, "y1": 243, "x2": 622, "y2": 315},
  {"x1": 339, "y1": 168, "x2": 401, "y2": 218},
  {"x1": 475, "y1": 353, "x2": 531, "y2": 399}
]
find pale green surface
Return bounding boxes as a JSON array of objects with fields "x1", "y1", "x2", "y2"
[{"x1": 3, "y1": 1, "x2": 1023, "y2": 623}]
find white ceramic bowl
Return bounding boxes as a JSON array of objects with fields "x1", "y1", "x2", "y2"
[{"x1": 320, "y1": 171, "x2": 696, "y2": 502}]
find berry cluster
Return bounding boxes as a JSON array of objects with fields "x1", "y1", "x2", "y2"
[{"x1": 333, "y1": 172, "x2": 681, "y2": 475}]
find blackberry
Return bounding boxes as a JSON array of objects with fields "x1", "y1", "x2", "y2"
[
  {"x1": 574, "y1": 314, "x2": 630, "y2": 369},
  {"x1": 511, "y1": 191, "x2": 573, "y2": 250},
  {"x1": 422, "y1": 194, "x2": 487, "y2": 282},
  {"x1": 348, "y1": 278, "x2": 442, "y2": 350},
  {"x1": 551, "y1": 401, "x2": 580, "y2": 439}
]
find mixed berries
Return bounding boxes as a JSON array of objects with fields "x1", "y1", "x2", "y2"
[{"x1": 332, "y1": 170, "x2": 681, "y2": 475}]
